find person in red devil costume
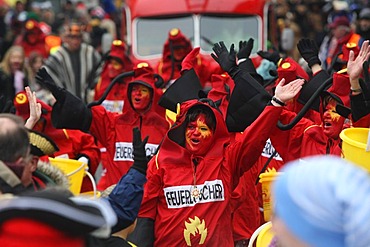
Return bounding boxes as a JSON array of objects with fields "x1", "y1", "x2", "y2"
[
  {"x1": 13, "y1": 19, "x2": 50, "y2": 59},
  {"x1": 271, "y1": 41, "x2": 370, "y2": 162},
  {"x1": 266, "y1": 40, "x2": 370, "y2": 163},
  {"x1": 34, "y1": 63, "x2": 170, "y2": 191},
  {"x1": 156, "y1": 28, "x2": 219, "y2": 89},
  {"x1": 127, "y1": 70, "x2": 303, "y2": 246},
  {"x1": 94, "y1": 39, "x2": 135, "y2": 113},
  {"x1": 13, "y1": 91, "x2": 101, "y2": 193},
  {"x1": 93, "y1": 63, "x2": 169, "y2": 190}
]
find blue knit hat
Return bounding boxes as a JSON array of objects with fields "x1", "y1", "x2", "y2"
[{"x1": 273, "y1": 155, "x2": 370, "y2": 247}]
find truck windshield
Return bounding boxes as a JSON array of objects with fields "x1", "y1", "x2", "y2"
[
  {"x1": 134, "y1": 16, "x2": 194, "y2": 58},
  {"x1": 199, "y1": 15, "x2": 260, "y2": 54},
  {"x1": 134, "y1": 14, "x2": 261, "y2": 58}
]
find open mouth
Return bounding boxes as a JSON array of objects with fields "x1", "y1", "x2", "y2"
[
  {"x1": 191, "y1": 139, "x2": 200, "y2": 144},
  {"x1": 324, "y1": 122, "x2": 332, "y2": 128},
  {"x1": 134, "y1": 98, "x2": 141, "y2": 103}
]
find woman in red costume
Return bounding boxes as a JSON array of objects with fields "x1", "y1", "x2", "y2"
[{"x1": 129, "y1": 75, "x2": 303, "y2": 246}]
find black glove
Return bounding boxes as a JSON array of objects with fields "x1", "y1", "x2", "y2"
[
  {"x1": 297, "y1": 38, "x2": 321, "y2": 68},
  {"x1": 211, "y1": 41, "x2": 239, "y2": 77},
  {"x1": 237, "y1": 38, "x2": 254, "y2": 60},
  {"x1": 131, "y1": 127, "x2": 149, "y2": 175},
  {"x1": 257, "y1": 47, "x2": 281, "y2": 65},
  {"x1": 36, "y1": 67, "x2": 66, "y2": 102},
  {"x1": 36, "y1": 67, "x2": 92, "y2": 131}
]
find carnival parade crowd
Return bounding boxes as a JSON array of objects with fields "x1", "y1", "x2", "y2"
[{"x1": 1, "y1": 0, "x2": 370, "y2": 246}]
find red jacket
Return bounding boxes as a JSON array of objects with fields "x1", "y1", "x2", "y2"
[
  {"x1": 90, "y1": 105, "x2": 169, "y2": 189},
  {"x1": 269, "y1": 107, "x2": 342, "y2": 162},
  {"x1": 138, "y1": 101, "x2": 281, "y2": 246}
]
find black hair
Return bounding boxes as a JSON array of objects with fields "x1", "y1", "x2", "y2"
[
  {"x1": 185, "y1": 105, "x2": 216, "y2": 132},
  {"x1": 321, "y1": 93, "x2": 342, "y2": 110},
  {"x1": 0, "y1": 114, "x2": 30, "y2": 162}
]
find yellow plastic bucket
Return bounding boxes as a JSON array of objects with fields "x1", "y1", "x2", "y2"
[
  {"x1": 256, "y1": 222, "x2": 274, "y2": 247},
  {"x1": 340, "y1": 128, "x2": 370, "y2": 172},
  {"x1": 49, "y1": 158, "x2": 87, "y2": 195},
  {"x1": 259, "y1": 168, "x2": 281, "y2": 222}
]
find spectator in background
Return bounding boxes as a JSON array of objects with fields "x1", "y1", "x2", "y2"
[
  {"x1": 44, "y1": 22, "x2": 102, "y2": 102},
  {"x1": 0, "y1": 45, "x2": 29, "y2": 103},
  {"x1": 356, "y1": 8, "x2": 370, "y2": 41},
  {"x1": 4, "y1": 0, "x2": 27, "y2": 42},
  {"x1": 13, "y1": 19, "x2": 50, "y2": 59},
  {"x1": 0, "y1": 4, "x2": 9, "y2": 59},
  {"x1": 272, "y1": 156, "x2": 370, "y2": 247},
  {"x1": 52, "y1": 0, "x2": 76, "y2": 33},
  {"x1": 27, "y1": 51, "x2": 55, "y2": 105},
  {"x1": 323, "y1": 16, "x2": 363, "y2": 69}
]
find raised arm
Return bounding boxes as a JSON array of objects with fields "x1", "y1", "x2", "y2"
[
  {"x1": 347, "y1": 40, "x2": 370, "y2": 123},
  {"x1": 230, "y1": 78, "x2": 304, "y2": 177},
  {"x1": 36, "y1": 68, "x2": 92, "y2": 131}
]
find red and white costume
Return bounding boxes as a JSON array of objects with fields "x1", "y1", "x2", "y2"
[{"x1": 139, "y1": 100, "x2": 281, "y2": 246}]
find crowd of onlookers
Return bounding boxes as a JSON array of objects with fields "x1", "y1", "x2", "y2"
[{"x1": 1, "y1": 1, "x2": 370, "y2": 247}]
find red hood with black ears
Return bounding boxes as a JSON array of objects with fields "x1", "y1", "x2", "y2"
[
  {"x1": 127, "y1": 63, "x2": 164, "y2": 115},
  {"x1": 157, "y1": 99, "x2": 230, "y2": 167},
  {"x1": 320, "y1": 72, "x2": 351, "y2": 119}
]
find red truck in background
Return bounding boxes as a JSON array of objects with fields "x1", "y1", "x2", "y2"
[{"x1": 120, "y1": 0, "x2": 275, "y2": 68}]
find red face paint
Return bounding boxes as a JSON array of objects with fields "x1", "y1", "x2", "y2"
[
  {"x1": 185, "y1": 114, "x2": 214, "y2": 156},
  {"x1": 322, "y1": 99, "x2": 345, "y2": 139},
  {"x1": 130, "y1": 84, "x2": 151, "y2": 113},
  {"x1": 108, "y1": 59, "x2": 123, "y2": 79}
]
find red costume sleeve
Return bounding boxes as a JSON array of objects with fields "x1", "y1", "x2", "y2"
[
  {"x1": 69, "y1": 130, "x2": 101, "y2": 175},
  {"x1": 90, "y1": 105, "x2": 118, "y2": 147},
  {"x1": 269, "y1": 108, "x2": 315, "y2": 162},
  {"x1": 227, "y1": 105, "x2": 283, "y2": 189}
]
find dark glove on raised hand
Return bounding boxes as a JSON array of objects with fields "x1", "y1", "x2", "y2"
[
  {"x1": 297, "y1": 38, "x2": 321, "y2": 68},
  {"x1": 131, "y1": 127, "x2": 149, "y2": 175},
  {"x1": 36, "y1": 67, "x2": 92, "y2": 131},
  {"x1": 36, "y1": 67, "x2": 66, "y2": 102},
  {"x1": 237, "y1": 38, "x2": 254, "y2": 60},
  {"x1": 257, "y1": 47, "x2": 281, "y2": 65},
  {"x1": 211, "y1": 41, "x2": 239, "y2": 77}
]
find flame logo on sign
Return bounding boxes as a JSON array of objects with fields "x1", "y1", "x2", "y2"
[{"x1": 184, "y1": 216, "x2": 207, "y2": 246}]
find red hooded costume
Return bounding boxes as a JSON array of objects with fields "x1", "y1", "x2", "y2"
[
  {"x1": 13, "y1": 19, "x2": 50, "y2": 58},
  {"x1": 90, "y1": 65, "x2": 170, "y2": 190},
  {"x1": 156, "y1": 28, "x2": 218, "y2": 89},
  {"x1": 94, "y1": 40, "x2": 136, "y2": 113},
  {"x1": 138, "y1": 99, "x2": 282, "y2": 246},
  {"x1": 269, "y1": 72, "x2": 351, "y2": 162}
]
